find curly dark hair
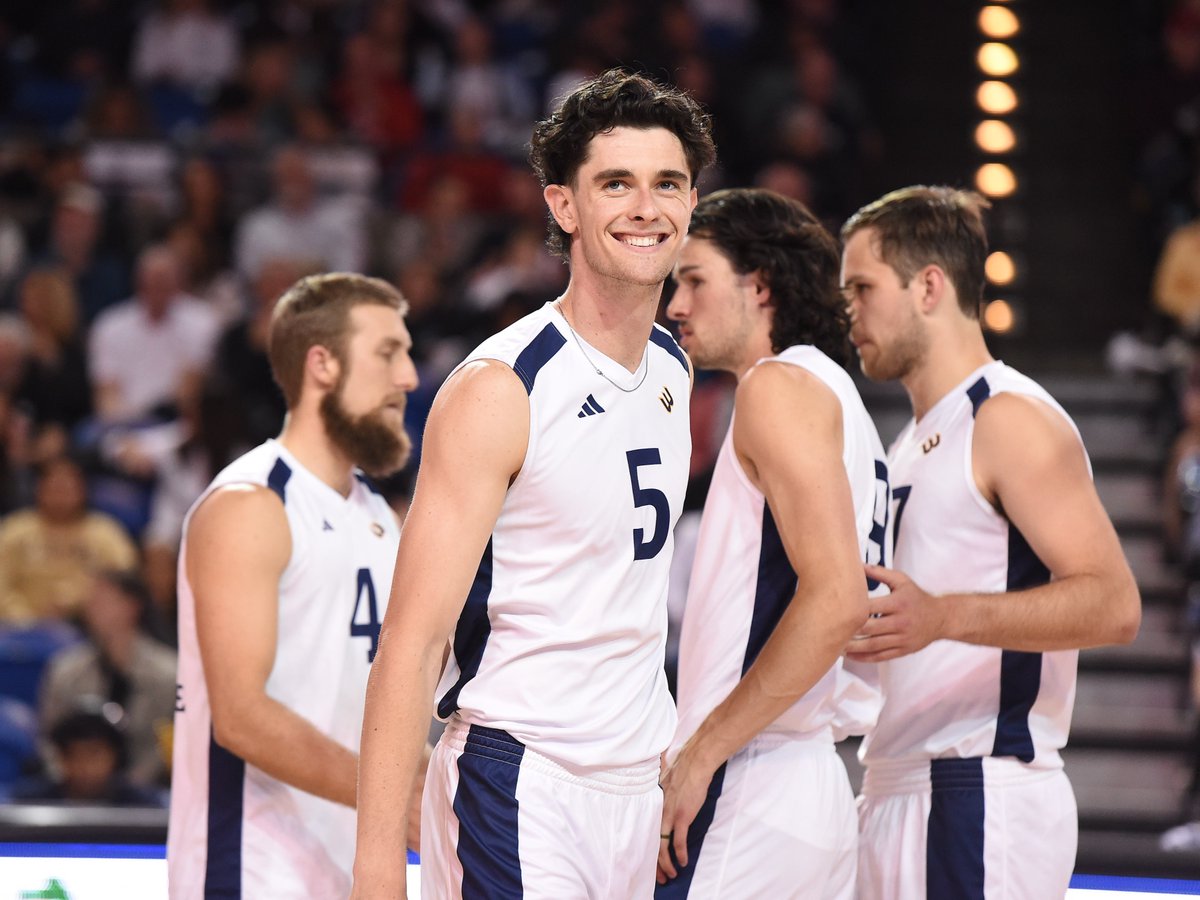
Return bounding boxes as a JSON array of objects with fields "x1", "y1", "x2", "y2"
[
  {"x1": 528, "y1": 68, "x2": 716, "y2": 260},
  {"x1": 841, "y1": 185, "x2": 990, "y2": 319},
  {"x1": 688, "y1": 188, "x2": 852, "y2": 367}
]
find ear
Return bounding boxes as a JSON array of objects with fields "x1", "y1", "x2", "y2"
[
  {"x1": 688, "y1": 185, "x2": 699, "y2": 214},
  {"x1": 544, "y1": 184, "x2": 577, "y2": 238},
  {"x1": 915, "y1": 265, "x2": 947, "y2": 314},
  {"x1": 747, "y1": 269, "x2": 772, "y2": 309},
  {"x1": 305, "y1": 344, "x2": 340, "y2": 391}
]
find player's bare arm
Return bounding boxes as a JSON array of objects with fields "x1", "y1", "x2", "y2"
[
  {"x1": 658, "y1": 363, "x2": 869, "y2": 880},
  {"x1": 849, "y1": 392, "x2": 1140, "y2": 661},
  {"x1": 351, "y1": 359, "x2": 529, "y2": 898},
  {"x1": 189, "y1": 483, "x2": 359, "y2": 807}
]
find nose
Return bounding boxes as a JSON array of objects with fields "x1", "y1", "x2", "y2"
[
  {"x1": 629, "y1": 185, "x2": 661, "y2": 222},
  {"x1": 666, "y1": 287, "x2": 687, "y2": 322},
  {"x1": 395, "y1": 353, "x2": 419, "y2": 392}
]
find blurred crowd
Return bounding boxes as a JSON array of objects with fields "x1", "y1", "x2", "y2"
[{"x1": 0, "y1": 0, "x2": 882, "y2": 805}]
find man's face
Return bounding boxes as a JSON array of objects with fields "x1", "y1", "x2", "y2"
[
  {"x1": 668, "y1": 235, "x2": 760, "y2": 373},
  {"x1": 60, "y1": 738, "x2": 119, "y2": 800},
  {"x1": 840, "y1": 228, "x2": 928, "y2": 383},
  {"x1": 551, "y1": 126, "x2": 698, "y2": 290},
  {"x1": 138, "y1": 255, "x2": 180, "y2": 316},
  {"x1": 37, "y1": 461, "x2": 87, "y2": 523},
  {"x1": 320, "y1": 304, "x2": 419, "y2": 478}
]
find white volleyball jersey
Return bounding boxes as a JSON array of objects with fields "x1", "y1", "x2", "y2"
[
  {"x1": 434, "y1": 301, "x2": 691, "y2": 771},
  {"x1": 860, "y1": 360, "x2": 1083, "y2": 770},
  {"x1": 168, "y1": 440, "x2": 399, "y2": 899},
  {"x1": 672, "y1": 346, "x2": 888, "y2": 752}
]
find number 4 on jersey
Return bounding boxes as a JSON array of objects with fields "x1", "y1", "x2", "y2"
[{"x1": 350, "y1": 568, "x2": 381, "y2": 662}]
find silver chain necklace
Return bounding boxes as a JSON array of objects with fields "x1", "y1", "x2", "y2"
[{"x1": 555, "y1": 299, "x2": 649, "y2": 393}]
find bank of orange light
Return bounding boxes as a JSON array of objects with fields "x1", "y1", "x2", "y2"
[{"x1": 978, "y1": 43, "x2": 1019, "y2": 77}]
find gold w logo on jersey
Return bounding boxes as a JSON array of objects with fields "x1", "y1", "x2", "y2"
[
  {"x1": 659, "y1": 386, "x2": 674, "y2": 412},
  {"x1": 922, "y1": 433, "x2": 941, "y2": 454}
]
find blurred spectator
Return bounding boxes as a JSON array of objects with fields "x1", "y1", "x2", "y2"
[
  {"x1": 234, "y1": 145, "x2": 366, "y2": 281},
  {"x1": 754, "y1": 159, "x2": 817, "y2": 207},
  {"x1": 88, "y1": 243, "x2": 219, "y2": 424},
  {"x1": 332, "y1": 31, "x2": 425, "y2": 152},
  {"x1": 10, "y1": 709, "x2": 162, "y2": 805},
  {"x1": 39, "y1": 570, "x2": 176, "y2": 786},
  {"x1": 462, "y1": 223, "x2": 565, "y2": 315},
  {"x1": 164, "y1": 219, "x2": 241, "y2": 326},
  {"x1": 209, "y1": 257, "x2": 296, "y2": 448},
  {"x1": 387, "y1": 172, "x2": 489, "y2": 281},
  {"x1": 398, "y1": 104, "x2": 515, "y2": 215},
  {"x1": 176, "y1": 157, "x2": 232, "y2": 261},
  {"x1": 81, "y1": 80, "x2": 158, "y2": 142},
  {"x1": 1154, "y1": 216, "x2": 1200, "y2": 334},
  {"x1": 240, "y1": 33, "x2": 302, "y2": 145},
  {"x1": 131, "y1": 0, "x2": 239, "y2": 95},
  {"x1": 442, "y1": 16, "x2": 537, "y2": 159},
  {"x1": 0, "y1": 313, "x2": 32, "y2": 397},
  {"x1": 0, "y1": 456, "x2": 137, "y2": 625},
  {"x1": 142, "y1": 377, "x2": 248, "y2": 619},
  {"x1": 34, "y1": 182, "x2": 128, "y2": 324},
  {"x1": 686, "y1": 0, "x2": 759, "y2": 53},
  {"x1": 26, "y1": 0, "x2": 134, "y2": 85},
  {"x1": 13, "y1": 268, "x2": 92, "y2": 461},
  {"x1": 0, "y1": 213, "x2": 28, "y2": 307}
]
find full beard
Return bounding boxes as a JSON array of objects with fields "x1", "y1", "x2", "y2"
[{"x1": 320, "y1": 389, "x2": 412, "y2": 479}]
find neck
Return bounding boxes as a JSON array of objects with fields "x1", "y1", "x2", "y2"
[
  {"x1": 277, "y1": 408, "x2": 356, "y2": 497},
  {"x1": 901, "y1": 320, "x2": 993, "y2": 421},
  {"x1": 730, "y1": 330, "x2": 776, "y2": 381},
  {"x1": 557, "y1": 278, "x2": 663, "y2": 372}
]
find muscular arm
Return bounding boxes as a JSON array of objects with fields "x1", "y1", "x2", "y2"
[
  {"x1": 849, "y1": 392, "x2": 1140, "y2": 661},
  {"x1": 189, "y1": 484, "x2": 358, "y2": 806},
  {"x1": 352, "y1": 360, "x2": 529, "y2": 897},
  {"x1": 658, "y1": 363, "x2": 869, "y2": 877}
]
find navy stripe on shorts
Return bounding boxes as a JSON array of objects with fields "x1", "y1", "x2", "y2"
[
  {"x1": 927, "y1": 757, "x2": 985, "y2": 900},
  {"x1": 454, "y1": 725, "x2": 525, "y2": 899}
]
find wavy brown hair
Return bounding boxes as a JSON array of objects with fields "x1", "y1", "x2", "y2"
[
  {"x1": 841, "y1": 185, "x2": 990, "y2": 319},
  {"x1": 529, "y1": 68, "x2": 716, "y2": 260},
  {"x1": 688, "y1": 188, "x2": 851, "y2": 367}
]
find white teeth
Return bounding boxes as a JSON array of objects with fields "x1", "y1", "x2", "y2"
[{"x1": 622, "y1": 235, "x2": 659, "y2": 247}]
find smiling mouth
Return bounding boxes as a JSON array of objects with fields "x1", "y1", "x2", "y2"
[{"x1": 614, "y1": 233, "x2": 667, "y2": 248}]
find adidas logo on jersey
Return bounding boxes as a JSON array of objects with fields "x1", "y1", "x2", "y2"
[
  {"x1": 922, "y1": 433, "x2": 941, "y2": 454},
  {"x1": 659, "y1": 386, "x2": 674, "y2": 413},
  {"x1": 322, "y1": 519, "x2": 334, "y2": 531},
  {"x1": 577, "y1": 394, "x2": 606, "y2": 418}
]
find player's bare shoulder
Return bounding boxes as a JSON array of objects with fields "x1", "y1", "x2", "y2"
[
  {"x1": 971, "y1": 390, "x2": 1087, "y2": 507},
  {"x1": 737, "y1": 360, "x2": 841, "y2": 428},
  {"x1": 424, "y1": 358, "x2": 530, "y2": 483},
  {"x1": 186, "y1": 482, "x2": 292, "y2": 575}
]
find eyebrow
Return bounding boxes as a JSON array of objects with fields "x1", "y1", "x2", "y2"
[
  {"x1": 675, "y1": 264, "x2": 701, "y2": 277},
  {"x1": 592, "y1": 168, "x2": 690, "y2": 184}
]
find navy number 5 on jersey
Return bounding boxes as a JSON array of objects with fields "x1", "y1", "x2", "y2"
[{"x1": 627, "y1": 448, "x2": 669, "y2": 560}]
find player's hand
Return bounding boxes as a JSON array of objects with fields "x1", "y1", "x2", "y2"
[
  {"x1": 655, "y1": 748, "x2": 713, "y2": 883},
  {"x1": 845, "y1": 564, "x2": 946, "y2": 662}
]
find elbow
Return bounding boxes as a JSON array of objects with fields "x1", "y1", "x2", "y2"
[
  {"x1": 1112, "y1": 582, "x2": 1142, "y2": 646},
  {"x1": 836, "y1": 591, "x2": 870, "y2": 644},
  {"x1": 1105, "y1": 569, "x2": 1142, "y2": 646},
  {"x1": 210, "y1": 705, "x2": 253, "y2": 759}
]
